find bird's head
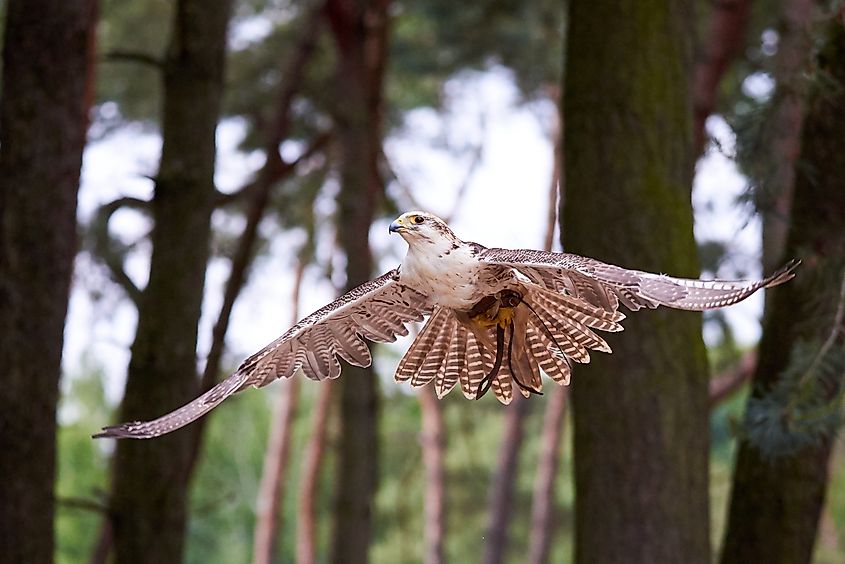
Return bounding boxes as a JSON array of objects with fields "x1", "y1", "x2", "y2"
[{"x1": 389, "y1": 211, "x2": 459, "y2": 249}]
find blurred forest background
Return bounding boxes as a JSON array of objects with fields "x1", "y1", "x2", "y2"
[{"x1": 1, "y1": 0, "x2": 845, "y2": 563}]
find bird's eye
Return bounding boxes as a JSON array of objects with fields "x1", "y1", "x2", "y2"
[{"x1": 413, "y1": 216, "x2": 425, "y2": 224}]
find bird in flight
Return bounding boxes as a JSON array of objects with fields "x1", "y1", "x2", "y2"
[{"x1": 96, "y1": 211, "x2": 798, "y2": 439}]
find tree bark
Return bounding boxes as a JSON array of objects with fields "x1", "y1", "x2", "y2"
[
  {"x1": 106, "y1": 1, "x2": 232, "y2": 563},
  {"x1": 297, "y1": 381, "x2": 335, "y2": 564},
  {"x1": 324, "y1": 1, "x2": 391, "y2": 562},
  {"x1": 0, "y1": 0, "x2": 96, "y2": 560},
  {"x1": 720, "y1": 14, "x2": 845, "y2": 564},
  {"x1": 419, "y1": 386, "x2": 446, "y2": 564},
  {"x1": 563, "y1": 1, "x2": 711, "y2": 563}
]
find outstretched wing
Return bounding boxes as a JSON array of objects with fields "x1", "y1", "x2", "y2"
[
  {"x1": 95, "y1": 269, "x2": 431, "y2": 439},
  {"x1": 478, "y1": 247, "x2": 799, "y2": 313}
]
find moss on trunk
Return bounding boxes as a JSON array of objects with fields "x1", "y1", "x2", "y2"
[{"x1": 563, "y1": 1, "x2": 710, "y2": 562}]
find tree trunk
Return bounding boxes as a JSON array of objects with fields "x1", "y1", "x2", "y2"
[
  {"x1": 528, "y1": 103, "x2": 567, "y2": 564},
  {"x1": 528, "y1": 387, "x2": 567, "y2": 564},
  {"x1": 720, "y1": 15, "x2": 845, "y2": 564},
  {"x1": 252, "y1": 261, "x2": 306, "y2": 564},
  {"x1": 419, "y1": 386, "x2": 446, "y2": 564},
  {"x1": 755, "y1": 0, "x2": 814, "y2": 274},
  {"x1": 324, "y1": 1, "x2": 391, "y2": 562},
  {"x1": 297, "y1": 381, "x2": 335, "y2": 564},
  {"x1": 0, "y1": 0, "x2": 96, "y2": 560},
  {"x1": 107, "y1": 2, "x2": 232, "y2": 563},
  {"x1": 482, "y1": 397, "x2": 531, "y2": 564},
  {"x1": 692, "y1": 0, "x2": 751, "y2": 154},
  {"x1": 563, "y1": 1, "x2": 710, "y2": 563}
]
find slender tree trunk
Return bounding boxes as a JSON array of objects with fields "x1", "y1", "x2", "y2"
[
  {"x1": 755, "y1": 0, "x2": 814, "y2": 274},
  {"x1": 107, "y1": 2, "x2": 232, "y2": 563},
  {"x1": 693, "y1": 0, "x2": 751, "y2": 154},
  {"x1": 297, "y1": 381, "x2": 334, "y2": 564},
  {"x1": 528, "y1": 388, "x2": 567, "y2": 564},
  {"x1": 564, "y1": 1, "x2": 710, "y2": 563},
  {"x1": 528, "y1": 106, "x2": 567, "y2": 564},
  {"x1": 252, "y1": 261, "x2": 306, "y2": 564},
  {"x1": 0, "y1": 0, "x2": 96, "y2": 560},
  {"x1": 419, "y1": 386, "x2": 446, "y2": 564},
  {"x1": 482, "y1": 397, "x2": 531, "y2": 564},
  {"x1": 324, "y1": 1, "x2": 391, "y2": 562},
  {"x1": 720, "y1": 14, "x2": 845, "y2": 564}
]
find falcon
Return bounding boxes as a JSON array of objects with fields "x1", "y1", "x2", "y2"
[{"x1": 96, "y1": 211, "x2": 798, "y2": 439}]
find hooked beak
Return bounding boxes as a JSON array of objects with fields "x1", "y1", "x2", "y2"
[{"x1": 389, "y1": 219, "x2": 404, "y2": 233}]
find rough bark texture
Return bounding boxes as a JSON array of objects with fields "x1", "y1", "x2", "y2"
[
  {"x1": 325, "y1": 1, "x2": 391, "y2": 562},
  {"x1": 419, "y1": 386, "x2": 446, "y2": 564},
  {"x1": 107, "y1": 1, "x2": 232, "y2": 563},
  {"x1": 563, "y1": 1, "x2": 711, "y2": 563},
  {"x1": 720, "y1": 16, "x2": 845, "y2": 564},
  {"x1": 0, "y1": 0, "x2": 95, "y2": 560}
]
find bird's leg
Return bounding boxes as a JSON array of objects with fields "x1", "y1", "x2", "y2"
[
  {"x1": 475, "y1": 324, "x2": 506, "y2": 400},
  {"x1": 506, "y1": 321, "x2": 543, "y2": 396}
]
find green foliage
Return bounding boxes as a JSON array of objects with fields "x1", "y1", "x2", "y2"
[
  {"x1": 743, "y1": 340, "x2": 845, "y2": 459},
  {"x1": 54, "y1": 350, "x2": 845, "y2": 561},
  {"x1": 187, "y1": 388, "x2": 274, "y2": 564},
  {"x1": 55, "y1": 362, "x2": 111, "y2": 564}
]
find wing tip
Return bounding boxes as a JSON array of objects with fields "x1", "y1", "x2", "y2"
[
  {"x1": 765, "y1": 258, "x2": 801, "y2": 288},
  {"x1": 92, "y1": 422, "x2": 150, "y2": 440}
]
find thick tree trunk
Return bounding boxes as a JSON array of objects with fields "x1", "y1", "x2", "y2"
[
  {"x1": 563, "y1": 1, "x2": 710, "y2": 563},
  {"x1": 0, "y1": 0, "x2": 95, "y2": 560},
  {"x1": 107, "y1": 2, "x2": 232, "y2": 563},
  {"x1": 720, "y1": 15, "x2": 845, "y2": 564},
  {"x1": 324, "y1": 1, "x2": 390, "y2": 562}
]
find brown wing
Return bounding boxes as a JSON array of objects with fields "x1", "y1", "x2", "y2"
[
  {"x1": 95, "y1": 269, "x2": 431, "y2": 439},
  {"x1": 479, "y1": 248, "x2": 799, "y2": 313}
]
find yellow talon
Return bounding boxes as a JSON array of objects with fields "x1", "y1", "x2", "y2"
[{"x1": 471, "y1": 306, "x2": 516, "y2": 329}]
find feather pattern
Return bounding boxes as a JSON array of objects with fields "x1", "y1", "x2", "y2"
[
  {"x1": 97, "y1": 269, "x2": 430, "y2": 439},
  {"x1": 97, "y1": 211, "x2": 798, "y2": 439},
  {"x1": 479, "y1": 248, "x2": 798, "y2": 313}
]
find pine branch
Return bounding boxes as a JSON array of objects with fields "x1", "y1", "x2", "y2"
[{"x1": 797, "y1": 270, "x2": 845, "y2": 388}]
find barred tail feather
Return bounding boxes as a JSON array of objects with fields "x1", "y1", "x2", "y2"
[{"x1": 396, "y1": 307, "x2": 450, "y2": 382}]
